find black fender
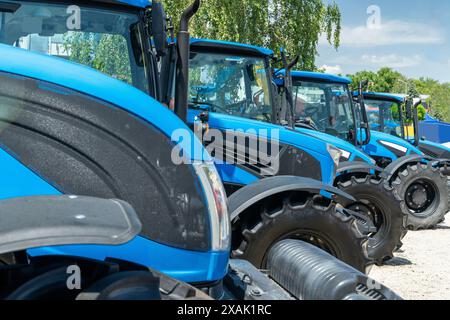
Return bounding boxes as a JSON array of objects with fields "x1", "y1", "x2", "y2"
[
  {"x1": 337, "y1": 161, "x2": 383, "y2": 176},
  {"x1": 0, "y1": 196, "x2": 141, "y2": 255},
  {"x1": 228, "y1": 176, "x2": 355, "y2": 221},
  {"x1": 380, "y1": 154, "x2": 433, "y2": 181}
]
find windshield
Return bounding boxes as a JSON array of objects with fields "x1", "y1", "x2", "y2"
[
  {"x1": 292, "y1": 80, "x2": 355, "y2": 141},
  {"x1": 0, "y1": 1, "x2": 149, "y2": 93},
  {"x1": 364, "y1": 99, "x2": 402, "y2": 137},
  {"x1": 189, "y1": 51, "x2": 274, "y2": 122}
]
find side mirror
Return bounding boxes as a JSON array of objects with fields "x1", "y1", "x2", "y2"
[{"x1": 151, "y1": 2, "x2": 168, "y2": 57}]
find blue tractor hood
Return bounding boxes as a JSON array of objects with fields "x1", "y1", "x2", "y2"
[
  {"x1": 189, "y1": 109, "x2": 339, "y2": 186},
  {"x1": 0, "y1": 44, "x2": 208, "y2": 163},
  {"x1": 421, "y1": 139, "x2": 450, "y2": 153},
  {"x1": 363, "y1": 130, "x2": 425, "y2": 160},
  {"x1": 295, "y1": 128, "x2": 375, "y2": 164}
]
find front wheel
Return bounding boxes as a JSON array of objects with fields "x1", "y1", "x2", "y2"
[
  {"x1": 231, "y1": 191, "x2": 372, "y2": 274},
  {"x1": 392, "y1": 163, "x2": 448, "y2": 230},
  {"x1": 337, "y1": 175, "x2": 407, "y2": 265}
]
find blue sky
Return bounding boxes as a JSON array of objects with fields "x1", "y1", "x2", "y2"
[{"x1": 317, "y1": 0, "x2": 450, "y2": 82}]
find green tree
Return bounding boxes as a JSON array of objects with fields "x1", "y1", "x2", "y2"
[
  {"x1": 348, "y1": 68, "x2": 450, "y2": 123},
  {"x1": 348, "y1": 68, "x2": 408, "y2": 93},
  {"x1": 413, "y1": 78, "x2": 450, "y2": 122},
  {"x1": 63, "y1": 32, "x2": 132, "y2": 84},
  {"x1": 162, "y1": 0, "x2": 341, "y2": 70}
]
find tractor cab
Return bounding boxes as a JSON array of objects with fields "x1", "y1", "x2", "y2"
[
  {"x1": 277, "y1": 71, "x2": 375, "y2": 164},
  {"x1": 187, "y1": 39, "x2": 275, "y2": 124},
  {"x1": 357, "y1": 93, "x2": 405, "y2": 138},
  {"x1": 0, "y1": 0, "x2": 163, "y2": 97},
  {"x1": 289, "y1": 72, "x2": 357, "y2": 144},
  {"x1": 357, "y1": 92, "x2": 450, "y2": 159}
]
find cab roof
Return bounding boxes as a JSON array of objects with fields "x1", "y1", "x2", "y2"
[
  {"x1": 360, "y1": 92, "x2": 405, "y2": 103},
  {"x1": 190, "y1": 38, "x2": 274, "y2": 57},
  {"x1": 291, "y1": 70, "x2": 352, "y2": 85},
  {"x1": 105, "y1": 0, "x2": 151, "y2": 8}
]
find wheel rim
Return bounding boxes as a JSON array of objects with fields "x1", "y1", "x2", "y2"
[
  {"x1": 405, "y1": 179, "x2": 439, "y2": 218},
  {"x1": 348, "y1": 201, "x2": 384, "y2": 235}
]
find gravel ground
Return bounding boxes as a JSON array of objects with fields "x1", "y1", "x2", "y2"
[{"x1": 369, "y1": 215, "x2": 450, "y2": 300}]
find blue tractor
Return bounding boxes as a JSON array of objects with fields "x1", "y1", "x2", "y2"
[
  {"x1": 358, "y1": 91, "x2": 449, "y2": 229},
  {"x1": 159, "y1": 38, "x2": 382, "y2": 271},
  {"x1": 287, "y1": 72, "x2": 448, "y2": 232},
  {"x1": 170, "y1": 38, "x2": 410, "y2": 265},
  {"x1": 0, "y1": 0, "x2": 401, "y2": 300}
]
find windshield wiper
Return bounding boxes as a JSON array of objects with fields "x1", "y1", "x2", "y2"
[
  {"x1": 189, "y1": 101, "x2": 229, "y2": 113},
  {"x1": 294, "y1": 119, "x2": 319, "y2": 131},
  {"x1": 0, "y1": 1, "x2": 21, "y2": 13}
]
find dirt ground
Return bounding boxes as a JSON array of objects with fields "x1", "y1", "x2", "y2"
[{"x1": 370, "y1": 215, "x2": 450, "y2": 300}]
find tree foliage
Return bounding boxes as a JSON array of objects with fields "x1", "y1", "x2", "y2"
[
  {"x1": 162, "y1": 0, "x2": 341, "y2": 70},
  {"x1": 63, "y1": 32, "x2": 132, "y2": 84},
  {"x1": 348, "y1": 68, "x2": 450, "y2": 122}
]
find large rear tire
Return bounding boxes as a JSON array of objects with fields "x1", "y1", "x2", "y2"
[
  {"x1": 446, "y1": 176, "x2": 450, "y2": 213},
  {"x1": 231, "y1": 191, "x2": 372, "y2": 274},
  {"x1": 336, "y1": 175, "x2": 407, "y2": 265},
  {"x1": 392, "y1": 163, "x2": 448, "y2": 230}
]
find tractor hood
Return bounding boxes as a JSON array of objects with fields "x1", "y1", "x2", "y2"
[
  {"x1": 0, "y1": 44, "x2": 208, "y2": 163},
  {"x1": 295, "y1": 128, "x2": 375, "y2": 164},
  {"x1": 189, "y1": 109, "x2": 339, "y2": 186},
  {"x1": 364, "y1": 130, "x2": 425, "y2": 160},
  {"x1": 419, "y1": 139, "x2": 450, "y2": 159}
]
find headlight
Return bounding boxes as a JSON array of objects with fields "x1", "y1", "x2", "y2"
[
  {"x1": 327, "y1": 144, "x2": 343, "y2": 167},
  {"x1": 193, "y1": 162, "x2": 231, "y2": 252}
]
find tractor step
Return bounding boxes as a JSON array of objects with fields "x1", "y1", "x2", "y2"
[{"x1": 224, "y1": 260, "x2": 294, "y2": 300}]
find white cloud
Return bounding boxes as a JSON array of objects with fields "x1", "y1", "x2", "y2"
[
  {"x1": 361, "y1": 54, "x2": 423, "y2": 68},
  {"x1": 319, "y1": 64, "x2": 343, "y2": 74},
  {"x1": 321, "y1": 20, "x2": 445, "y2": 47}
]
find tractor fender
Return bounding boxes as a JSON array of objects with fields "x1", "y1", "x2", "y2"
[
  {"x1": 337, "y1": 161, "x2": 383, "y2": 176},
  {"x1": 228, "y1": 176, "x2": 355, "y2": 221},
  {"x1": 0, "y1": 196, "x2": 141, "y2": 255},
  {"x1": 380, "y1": 154, "x2": 433, "y2": 181}
]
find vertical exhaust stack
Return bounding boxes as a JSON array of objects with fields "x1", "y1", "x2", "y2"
[
  {"x1": 358, "y1": 80, "x2": 372, "y2": 145},
  {"x1": 280, "y1": 49, "x2": 299, "y2": 129},
  {"x1": 412, "y1": 99, "x2": 423, "y2": 146},
  {"x1": 174, "y1": 0, "x2": 201, "y2": 122}
]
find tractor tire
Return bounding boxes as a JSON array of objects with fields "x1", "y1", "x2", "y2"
[
  {"x1": 337, "y1": 175, "x2": 407, "y2": 265},
  {"x1": 231, "y1": 191, "x2": 372, "y2": 274},
  {"x1": 446, "y1": 176, "x2": 450, "y2": 212},
  {"x1": 392, "y1": 163, "x2": 448, "y2": 230}
]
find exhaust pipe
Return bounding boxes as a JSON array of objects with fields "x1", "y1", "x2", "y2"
[
  {"x1": 174, "y1": 0, "x2": 201, "y2": 122},
  {"x1": 267, "y1": 240, "x2": 402, "y2": 300}
]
